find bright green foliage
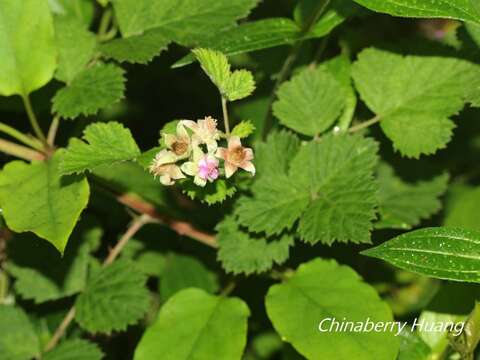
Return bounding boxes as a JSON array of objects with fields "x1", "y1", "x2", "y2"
[
  {"x1": 397, "y1": 329, "x2": 431, "y2": 360},
  {"x1": 43, "y1": 339, "x2": 103, "y2": 360},
  {"x1": 352, "y1": 48, "x2": 480, "y2": 157},
  {"x1": 52, "y1": 63, "x2": 126, "y2": 119},
  {"x1": 417, "y1": 311, "x2": 465, "y2": 351},
  {"x1": 466, "y1": 22, "x2": 480, "y2": 47},
  {"x1": 160, "y1": 254, "x2": 219, "y2": 301},
  {"x1": 112, "y1": 0, "x2": 258, "y2": 44},
  {"x1": 182, "y1": 179, "x2": 237, "y2": 205},
  {"x1": 444, "y1": 186, "x2": 480, "y2": 231},
  {"x1": 353, "y1": 0, "x2": 480, "y2": 24},
  {"x1": 255, "y1": 130, "x2": 300, "y2": 177},
  {"x1": 61, "y1": 122, "x2": 140, "y2": 175},
  {"x1": 100, "y1": 28, "x2": 169, "y2": 64},
  {"x1": 193, "y1": 48, "x2": 255, "y2": 101},
  {"x1": 216, "y1": 217, "x2": 294, "y2": 275},
  {"x1": 231, "y1": 120, "x2": 256, "y2": 138},
  {"x1": 0, "y1": 0, "x2": 57, "y2": 96},
  {"x1": 49, "y1": 0, "x2": 95, "y2": 26},
  {"x1": 362, "y1": 227, "x2": 480, "y2": 282},
  {"x1": 0, "y1": 305, "x2": 40, "y2": 360},
  {"x1": 53, "y1": 16, "x2": 97, "y2": 84},
  {"x1": 6, "y1": 219, "x2": 102, "y2": 303},
  {"x1": 121, "y1": 238, "x2": 167, "y2": 277},
  {"x1": 75, "y1": 260, "x2": 150, "y2": 333},
  {"x1": 134, "y1": 288, "x2": 250, "y2": 360},
  {"x1": 265, "y1": 259, "x2": 399, "y2": 360},
  {"x1": 376, "y1": 163, "x2": 449, "y2": 229},
  {"x1": 273, "y1": 67, "x2": 344, "y2": 136},
  {"x1": 0, "y1": 151, "x2": 89, "y2": 254}
]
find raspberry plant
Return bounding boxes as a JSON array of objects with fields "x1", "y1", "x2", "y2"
[{"x1": 1, "y1": 0, "x2": 480, "y2": 359}]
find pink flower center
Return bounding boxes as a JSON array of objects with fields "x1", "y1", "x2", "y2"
[{"x1": 198, "y1": 157, "x2": 219, "y2": 181}]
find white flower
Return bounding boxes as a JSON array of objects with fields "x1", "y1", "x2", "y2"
[
  {"x1": 181, "y1": 116, "x2": 220, "y2": 153},
  {"x1": 181, "y1": 146, "x2": 219, "y2": 187},
  {"x1": 162, "y1": 121, "x2": 192, "y2": 160},
  {"x1": 149, "y1": 149, "x2": 185, "y2": 186},
  {"x1": 216, "y1": 136, "x2": 255, "y2": 178}
]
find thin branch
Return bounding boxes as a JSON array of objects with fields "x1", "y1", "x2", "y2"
[
  {"x1": 221, "y1": 96, "x2": 230, "y2": 136},
  {"x1": 43, "y1": 307, "x2": 76, "y2": 352},
  {"x1": 21, "y1": 95, "x2": 47, "y2": 146},
  {"x1": 0, "y1": 122, "x2": 44, "y2": 151},
  {"x1": 47, "y1": 115, "x2": 60, "y2": 147},
  {"x1": 348, "y1": 115, "x2": 381, "y2": 133},
  {"x1": 0, "y1": 139, "x2": 45, "y2": 161}
]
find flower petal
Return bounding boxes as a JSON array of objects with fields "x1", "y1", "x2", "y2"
[
  {"x1": 160, "y1": 174, "x2": 174, "y2": 186},
  {"x1": 215, "y1": 147, "x2": 227, "y2": 160},
  {"x1": 194, "y1": 176, "x2": 207, "y2": 187},
  {"x1": 224, "y1": 162, "x2": 238, "y2": 178},
  {"x1": 228, "y1": 136, "x2": 242, "y2": 150},
  {"x1": 240, "y1": 161, "x2": 256, "y2": 176},
  {"x1": 181, "y1": 161, "x2": 197, "y2": 176},
  {"x1": 244, "y1": 148, "x2": 254, "y2": 161}
]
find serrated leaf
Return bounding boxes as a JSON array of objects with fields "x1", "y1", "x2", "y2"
[
  {"x1": 43, "y1": 339, "x2": 103, "y2": 360},
  {"x1": 362, "y1": 227, "x2": 480, "y2": 282},
  {"x1": 0, "y1": 151, "x2": 89, "y2": 254},
  {"x1": 121, "y1": 238, "x2": 166, "y2": 277},
  {"x1": 352, "y1": 48, "x2": 480, "y2": 157},
  {"x1": 112, "y1": 0, "x2": 258, "y2": 45},
  {"x1": 216, "y1": 217, "x2": 294, "y2": 275},
  {"x1": 54, "y1": 16, "x2": 97, "y2": 83},
  {"x1": 376, "y1": 163, "x2": 449, "y2": 230},
  {"x1": 291, "y1": 134, "x2": 379, "y2": 244},
  {"x1": 160, "y1": 254, "x2": 218, "y2": 301},
  {"x1": 193, "y1": 48, "x2": 231, "y2": 91},
  {"x1": 0, "y1": 305, "x2": 40, "y2": 360},
  {"x1": 75, "y1": 260, "x2": 150, "y2": 333},
  {"x1": 231, "y1": 120, "x2": 256, "y2": 138},
  {"x1": 134, "y1": 288, "x2": 250, "y2": 360},
  {"x1": 100, "y1": 27, "x2": 169, "y2": 64},
  {"x1": 0, "y1": 0, "x2": 57, "y2": 96},
  {"x1": 52, "y1": 63, "x2": 126, "y2": 119},
  {"x1": 6, "y1": 218, "x2": 102, "y2": 303},
  {"x1": 255, "y1": 130, "x2": 300, "y2": 177},
  {"x1": 181, "y1": 179, "x2": 236, "y2": 205},
  {"x1": 265, "y1": 259, "x2": 399, "y2": 360},
  {"x1": 273, "y1": 67, "x2": 345, "y2": 136},
  {"x1": 61, "y1": 122, "x2": 140, "y2": 175},
  {"x1": 352, "y1": 0, "x2": 480, "y2": 24},
  {"x1": 225, "y1": 70, "x2": 255, "y2": 101}
]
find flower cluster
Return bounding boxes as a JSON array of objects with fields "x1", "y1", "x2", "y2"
[{"x1": 149, "y1": 116, "x2": 255, "y2": 186}]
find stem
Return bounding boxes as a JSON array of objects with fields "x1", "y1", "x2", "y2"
[
  {"x1": 21, "y1": 95, "x2": 47, "y2": 146},
  {"x1": 44, "y1": 215, "x2": 151, "y2": 352},
  {"x1": 47, "y1": 116, "x2": 60, "y2": 147},
  {"x1": 262, "y1": 0, "x2": 332, "y2": 138},
  {"x1": 0, "y1": 122, "x2": 44, "y2": 151},
  {"x1": 348, "y1": 115, "x2": 381, "y2": 133},
  {"x1": 0, "y1": 139, "x2": 45, "y2": 161},
  {"x1": 97, "y1": 8, "x2": 113, "y2": 41},
  {"x1": 221, "y1": 96, "x2": 230, "y2": 135},
  {"x1": 220, "y1": 282, "x2": 236, "y2": 296}
]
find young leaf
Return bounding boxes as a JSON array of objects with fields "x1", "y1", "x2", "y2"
[
  {"x1": 0, "y1": 305, "x2": 40, "y2": 360},
  {"x1": 265, "y1": 259, "x2": 399, "y2": 360},
  {"x1": 0, "y1": 151, "x2": 90, "y2": 254},
  {"x1": 255, "y1": 130, "x2": 300, "y2": 177},
  {"x1": 397, "y1": 328, "x2": 431, "y2": 360},
  {"x1": 352, "y1": 48, "x2": 480, "y2": 157},
  {"x1": 43, "y1": 339, "x2": 103, "y2": 360},
  {"x1": 231, "y1": 120, "x2": 256, "y2": 138},
  {"x1": 54, "y1": 16, "x2": 97, "y2": 84},
  {"x1": 216, "y1": 217, "x2": 294, "y2": 275},
  {"x1": 61, "y1": 122, "x2": 141, "y2": 175},
  {"x1": 52, "y1": 63, "x2": 126, "y2": 119},
  {"x1": 273, "y1": 67, "x2": 345, "y2": 136},
  {"x1": 225, "y1": 70, "x2": 255, "y2": 101},
  {"x1": 353, "y1": 0, "x2": 480, "y2": 24},
  {"x1": 362, "y1": 227, "x2": 480, "y2": 282},
  {"x1": 376, "y1": 163, "x2": 449, "y2": 230},
  {"x1": 160, "y1": 254, "x2": 219, "y2": 301},
  {"x1": 181, "y1": 179, "x2": 237, "y2": 205},
  {"x1": 75, "y1": 260, "x2": 150, "y2": 333},
  {"x1": 0, "y1": 0, "x2": 56, "y2": 96},
  {"x1": 134, "y1": 288, "x2": 250, "y2": 360}
]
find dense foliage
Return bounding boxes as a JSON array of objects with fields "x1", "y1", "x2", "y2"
[{"x1": 1, "y1": 0, "x2": 480, "y2": 359}]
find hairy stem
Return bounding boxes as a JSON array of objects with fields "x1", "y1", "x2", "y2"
[
  {"x1": 221, "y1": 96, "x2": 230, "y2": 135},
  {"x1": 0, "y1": 122, "x2": 44, "y2": 151},
  {"x1": 0, "y1": 139, "x2": 45, "y2": 161},
  {"x1": 43, "y1": 215, "x2": 152, "y2": 352},
  {"x1": 348, "y1": 115, "x2": 381, "y2": 133},
  {"x1": 21, "y1": 95, "x2": 47, "y2": 146},
  {"x1": 47, "y1": 115, "x2": 60, "y2": 147}
]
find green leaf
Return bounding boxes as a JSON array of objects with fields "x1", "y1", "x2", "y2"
[
  {"x1": 6, "y1": 218, "x2": 102, "y2": 303},
  {"x1": 291, "y1": 134, "x2": 379, "y2": 244},
  {"x1": 75, "y1": 259, "x2": 150, "y2": 333},
  {"x1": 225, "y1": 69, "x2": 255, "y2": 101},
  {"x1": 216, "y1": 217, "x2": 294, "y2": 275},
  {"x1": 255, "y1": 130, "x2": 300, "y2": 177},
  {"x1": 61, "y1": 122, "x2": 140, "y2": 175},
  {"x1": 0, "y1": 305, "x2": 40, "y2": 360},
  {"x1": 265, "y1": 259, "x2": 399, "y2": 360},
  {"x1": 100, "y1": 28, "x2": 169, "y2": 64},
  {"x1": 112, "y1": 0, "x2": 258, "y2": 45},
  {"x1": 397, "y1": 328, "x2": 431, "y2": 360},
  {"x1": 273, "y1": 67, "x2": 345, "y2": 136},
  {"x1": 231, "y1": 120, "x2": 256, "y2": 138},
  {"x1": 0, "y1": 0, "x2": 57, "y2": 96},
  {"x1": 352, "y1": 48, "x2": 480, "y2": 157},
  {"x1": 52, "y1": 63, "x2": 126, "y2": 119},
  {"x1": 352, "y1": 0, "x2": 480, "y2": 24},
  {"x1": 134, "y1": 288, "x2": 250, "y2": 360},
  {"x1": 43, "y1": 339, "x2": 103, "y2": 360},
  {"x1": 417, "y1": 311, "x2": 464, "y2": 350},
  {"x1": 376, "y1": 163, "x2": 449, "y2": 230},
  {"x1": 181, "y1": 179, "x2": 236, "y2": 205},
  {"x1": 0, "y1": 151, "x2": 89, "y2": 254},
  {"x1": 362, "y1": 227, "x2": 480, "y2": 282},
  {"x1": 121, "y1": 238, "x2": 166, "y2": 277},
  {"x1": 444, "y1": 186, "x2": 480, "y2": 231},
  {"x1": 160, "y1": 254, "x2": 219, "y2": 301},
  {"x1": 49, "y1": 0, "x2": 95, "y2": 26},
  {"x1": 53, "y1": 16, "x2": 97, "y2": 84}
]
